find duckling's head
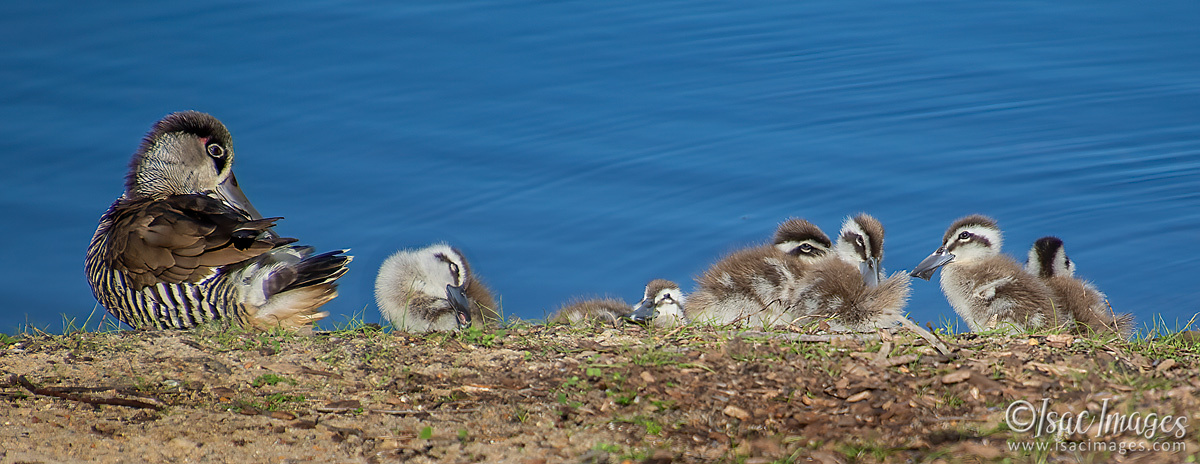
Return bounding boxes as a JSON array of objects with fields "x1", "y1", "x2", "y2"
[
  {"x1": 126, "y1": 111, "x2": 262, "y2": 219},
  {"x1": 627, "y1": 279, "x2": 686, "y2": 326},
  {"x1": 1027, "y1": 236, "x2": 1073, "y2": 278},
  {"x1": 422, "y1": 244, "x2": 474, "y2": 327},
  {"x1": 910, "y1": 215, "x2": 1002, "y2": 280},
  {"x1": 772, "y1": 218, "x2": 832, "y2": 263},
  {"x1": 835, "y1": 214, "x2": 886, "y2": 286},
  {"x1": 376, "y1": 243, "x2": 475, "y2": 329}
]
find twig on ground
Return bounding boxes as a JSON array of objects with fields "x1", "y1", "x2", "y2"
[
  {"x1": 896, "y1": 318, "x2": 955, "y2": 357},
  {"x1": 13, "y1": 375, "x2": 164, "y2": 411}
]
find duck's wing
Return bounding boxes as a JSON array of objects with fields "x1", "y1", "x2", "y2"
[{"x1": 104, "y1": 194, "x2": 296, "y2": 289}]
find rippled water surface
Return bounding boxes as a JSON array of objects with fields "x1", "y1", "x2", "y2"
[{"x1": 2, "y1": 1, "x2": 1198, "y2": 334}]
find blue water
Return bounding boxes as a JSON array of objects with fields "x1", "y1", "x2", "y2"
[{"x1": 2, "y1": 1, "x2": 1198, "y2": 335}]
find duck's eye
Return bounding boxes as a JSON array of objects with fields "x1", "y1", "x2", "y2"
[
  {"x1": 958, "y1": 231, "x2": 971, "y2": 240},
  {"x1": 799, "y1": 243, "x2": 813, "y2": 252},
  {"x1": 206, "y1": 143, "x2": 226, "y2": 159},
  {"x1": 449, "y1": 262, "x2": 460, "y2": 275}
]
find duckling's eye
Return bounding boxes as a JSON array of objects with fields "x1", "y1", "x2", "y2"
[
  {"x1": 958, "y1": 231, "x2": 971, "y2": 240},
  {"x1": 448, "y1": 262, "x2": 460, "y2": 275},
  {"x1": 799, "y1": 244, "x2": 813, "y2": 253},
  {"x1": 206, "y1": 143, "x2": 226, "y2": 159}
]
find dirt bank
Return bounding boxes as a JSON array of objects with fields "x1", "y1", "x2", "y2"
[{"x1": 1, "y1": 323, "x2": 1197, "y2": 463}]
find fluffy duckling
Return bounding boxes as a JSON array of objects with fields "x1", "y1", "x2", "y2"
[
  {"x1": 85, "y1": 111, "x2": 350, "y2": 333},
  {"x1": 910, "y1": 215, "x2": 1071, "y2": 333},
  {"x1": 627, "y1": 279, "x2": 688, "y2": 327},
  {"x1": 1027, "y1": 237, "x2": 1133, "y2": 337},
  {"x1": 687, "y1": 218, "x2": 833, "y2": 326},
  {"x1": 791, "y1": 214, "x2": 913, "y2": 332},
  {"x1": 375, "y1": 244, "x2": 499, "y2": 332},
  {"x1": 552, "y1": 279, "x2": 687, "y2": 328}
]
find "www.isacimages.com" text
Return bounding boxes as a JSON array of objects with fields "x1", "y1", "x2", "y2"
[{"x1": 1008, "y1": 440, "x2": 1187, "y2": 454}]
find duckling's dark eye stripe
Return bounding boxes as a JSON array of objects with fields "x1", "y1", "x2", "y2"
[
  {"x1": 947, "y1": 233, "x2": 990, "y2": 252},
  {"x1": 433, "y1": 253, "x2": 463, "y2": 283},
  {"x1": 843, "y1": 231, "x2": 867, "y2": 258}
]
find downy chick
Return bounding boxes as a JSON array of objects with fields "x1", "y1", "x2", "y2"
[
  {"x1": 910, "y1": 215, "x2": 1070, "y2": 333},
  {"x1": 790, "y1": 214, "x2": 912, "y2": 331},
  {"x1": 687, "y1": 219, "x2": 832, "y2": 326},
  {"x1": 1027, "y1": 237, "x2": 1132, "y2": 337},
  {"x1": 553, "y1": 279, "x2": 687, "y2": 328},
  {"x1": 375, "y1": 244, "x2": 499, "y2": 332}
]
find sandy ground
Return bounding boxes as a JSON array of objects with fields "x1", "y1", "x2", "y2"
[{"x1": 1, "y1": 323, "x2": 1197, "y2": 463}]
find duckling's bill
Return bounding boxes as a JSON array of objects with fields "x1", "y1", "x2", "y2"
[
  {"x1": 626, "y1": 297, "x2": 658, "y2": 323},
  {"x1": 861, "y1": 257, "x2": 881, "y2": 287},
  {"x1": 446, "y1": 284, "x2": 472, "y2": 327},
  {"x1": 910, "y1": 248, "x2": 955, "y2": 280}
]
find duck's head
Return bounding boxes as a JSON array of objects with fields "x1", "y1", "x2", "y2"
[
  {"x1": 419, "y1": 244, "x2": 475, "y2": 328},
  {"x1": 627, "y1": 279, "x2": 686, "y2": 326},
  {"x1": 126, "y1": 111, "x2": 261, "y2": 219},
  {"x1": 772, "y1": 218, "x2": 832, "y2": 263},
  {"x1": 835, "y1": 214, "x2": 886, "y2": 286},
  {"x1": 1027, "y1": 236, "x2": 1073, "y2": 278},
  {"x1": 910, "y1": 214, "x2": 1002, "y2": 280}
]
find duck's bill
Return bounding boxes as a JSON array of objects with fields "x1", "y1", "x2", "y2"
[
  {"x1": 860, "y1": 257, "x2": 881, "y2": 287},
  {"x1": 216, "y1": 173, "x2": 265, "y2": 220},
  {"x1": 446, "y1": 284, "x2": 473, "y2": 328},
  {"x1": 625, "y1": 299, "x2": 658, "y2": 324},
  {"x1": 909, "y1": 248, "x2": 955, "y2": 280}
]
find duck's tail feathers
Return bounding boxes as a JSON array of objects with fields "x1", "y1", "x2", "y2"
[{"x1": 232, "y1": 246, "x2": 353, "y2": 333}]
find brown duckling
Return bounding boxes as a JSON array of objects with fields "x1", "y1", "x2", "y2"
[
  {"x1": 1026, "y1": 236, "x2": 1132, "y2": 337},
  {"x1": 688, "y1": 218, "x2": 832, "y2": 326},
  {"x1": 910, "y1": 215, "x2": 1071, "y2": 333},
  {"x1": 553, "y1": 279, "x2": 687, "y2": 328},
  {"x1": 791, "y1": 214, "x2": 912, "y2": 332}
]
